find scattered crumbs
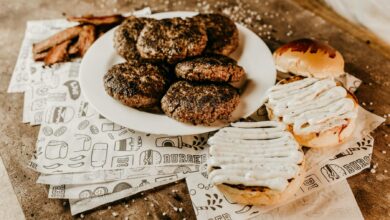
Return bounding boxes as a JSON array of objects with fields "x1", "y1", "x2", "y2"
[
  {"x1": 179, "y1": 207, "x2": 183, "y2": 212},
  {"x1": 366, "y1": 65, "x2": 369, "y2": 69},
  {"x1": 146, "y1": 212, "x2": 150, "y2": 216},
  {"x1": 382, "y1": 150, "x2": 387, "y2": 154},
  {"x1": 144, "y1": 197, "x2": 148, "y2": 201},
  {"x1": 173, "y1": 207, "x2": 178, "y2": 212},
  {"x1": 369, "y1": 102, "x2": 373, "y2": 106},
  {"x1": 141, "y1": 192, "x2": 144, "y2": 196},
  {"x1": 163, "y1": 212, "x2": 167, "y2": 216},
  {"x1": 373, "y1": 163, "x2": 378, "y2": 169},
  {"x1": 384, "y1": 170, "x2": 388, "y2": 173},
  {"x1": 132, "y1": 199, "x2": 135, "y2": 203},
  {"x1": 112, "y1": 212, "x2": 118, "y2": 217},
  {"x1": 387, "y1": 144, "x2": 390, "y2": 147},
  {"x1": 385, "y1": 134, "x2": 388, "y2": 137},
  {"x1": 183, "y1": 218, "x2": 187, "y2": 220},
  {"x1": 362, "y1": 102, "x2": 366, "y2": 106},
  {"x1": 370, "y1": 168, "x2": 376, "y2": 174},
  {"x1": 125, "y1": 217, "x2": 129, "y2": 220},
  {"x1": 384, "y1": 115, "x2": 388, "y2": 118},
  {"x1": 125, "y1": 204, "x2": 129, "y2": 208},
  {"x1": 63, "y1": 201, "x2": 67, "y2": 206},
  {"x1": 108, "y1": 206, "x2": 112, "y2": 210},
  {"x1": 151, "y1": 203, "x2": 154, "y2": 207},
  {"x1": 80, "y1": 214, "x2": 84, "y2": 219},
  {"x1": 368, "y1": 82, "x2": 373, "y2": 86}
]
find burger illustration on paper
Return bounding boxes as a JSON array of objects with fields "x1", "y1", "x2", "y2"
[
  {"x1": 45, "y1": 140, "x2": 68, "y2": 160},
  {"x1": 45, "y1": 106, "x2": 75, "y2": 124}
]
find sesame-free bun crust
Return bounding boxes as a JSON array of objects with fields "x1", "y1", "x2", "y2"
[
  {"x1": 267, "y1": 77, "x2": 358, "y2": 148},
  {"x1": 215, "y1": 159, "x2": 305, "y2": 206},
  {"x1": 273, "y1": 38, "x2": 345, "y2": 78}
]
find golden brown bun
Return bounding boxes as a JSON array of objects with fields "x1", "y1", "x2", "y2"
[
  {"x1": 273, "y1": 39, "x2": 345, "y2": 78},
  {"x1": 267, "y1": 77, "x2": 358, "y2": 148},
  {"x1": 215, "y1": 159, "x2": 305, "y2": 206}
]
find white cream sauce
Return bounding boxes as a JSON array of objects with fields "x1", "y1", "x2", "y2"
[
  {"x1": 267, "y1": 78, "x2": 357, "y2": 135},
  {"x1": 207, "y1": 121, "x2": 303, "y2": 192}
]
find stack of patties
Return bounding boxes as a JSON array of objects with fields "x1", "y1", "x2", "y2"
[
  {"x1": 104, "y1": 13, "x2": 246, "y2": 125},
  {"x1": 266, "y1": 39, "x2": 358, "y2": 148}
]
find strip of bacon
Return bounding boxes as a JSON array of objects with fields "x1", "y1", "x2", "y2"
[
  {"x1": 33, "y1": 26, "x2": 82, "y2": 54},
  {"x1": 44, "y1": 40, "x2": 71, "y2": 65},
  {"x1": 78, "y1": 25, "x2": 96, "y2": 56},
  {"x1": 33, "y1": 51, "x2": 49, "y2": 61},
  {"x1": 67, "y1": 14, "x2": 124, "y2": 26}
]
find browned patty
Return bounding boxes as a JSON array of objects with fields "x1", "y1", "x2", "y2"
[
  {"x1": 113, "y1": 16, "x2": 153, "y2": 60},
  {"x1": 161, "y1": 81, "x2": 240, "y2": 125},
  {"x1": 175, "y1": 53, "x2": 245, "y2": 83},
  {"x1": 136, "y1": 18, "x2": 208, "y2": 63},
  {"x1": 103, "y1": 60, "x2": 171, "y2": 108},
  {"x1": 193, "y1": 13, "x2": 239, "y2": 56}
]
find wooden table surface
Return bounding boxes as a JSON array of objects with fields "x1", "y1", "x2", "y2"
[{"x1": 1, "y1": 0, "x2": 389, "y2": 219}]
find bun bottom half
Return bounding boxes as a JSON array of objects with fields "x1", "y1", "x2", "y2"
[{"x1": 215, "y1": 160, "x2": 305, "y2": 206}]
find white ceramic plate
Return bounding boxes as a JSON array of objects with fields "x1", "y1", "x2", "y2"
[{"x1": 79, "y1": 11, "x2": 276, "y2": 135}]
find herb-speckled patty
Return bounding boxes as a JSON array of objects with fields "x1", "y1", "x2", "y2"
[
  {"x1": 136, "y1": 18, "x2": 208, "y2": 63},
  {"x1": 175, "y1": 53, "x2": 245, "y2": 83},
  {"x1": 104, "y1": 60, "x2": 171, "y2": 108},
  {"x1": 161, "y1": 81, "x2": 240, "y2": 125},
  {"x1": 193, "y1": 13, "x2": 239, "y2": 56},
  {"x1": 113, "y1": 16, "x2": 152, "y2": 60}
]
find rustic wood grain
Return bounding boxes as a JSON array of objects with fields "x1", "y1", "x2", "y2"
[{"x1": 0, "y1": 0, "x2": 389, "y2": 219}]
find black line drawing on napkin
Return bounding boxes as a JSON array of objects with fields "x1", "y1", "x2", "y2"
[
  {"x1": 63, "y1": 80, "x2": 81, "y2": 100},
  {"x1": 331, "y1": 137, "x2": 372, "y2": 160},
  {"x1": 114, "y1": 137, "x2": 142, "y2": 151},
  {"x1": 139, "y1": 179, "x2": 150, "y2": 187},
  {"x1": 53, "y1": 126, "x2": 67, "y2": 136},
  {"x1": 35, "y1": 85, "x2": 50, "y2": 96},
  {"x1": 93, "y1": 187, "x2": 108, "y2": 197},
  {"x1": 139, "y1": 150, "x2": 162, "y2": 165},
  {"x1": 155, "y1": 174, "x2": 177, "y2": 182},
  {"x1": 118, "y1": 130, "x2": 128, "y2": 136},
  {"x1": 77, "y1": 120, "x2": 90, "y2": 130},
  {"x1": 89, "y1": 125, "x2": 99, "y2": 134},
  {"x1": 235, "y1": 205, "x2": 253, "y2": 214},
  {"x1": 34, "y1": 111, "x2": 44, "y2": 124},
  {"x1": 42, "y1": 126, "x2": 53, "y2": 136},
  {"x1": 74, "y1": 134, "x2": 92, "y2": 152},
  {"x1": 50, "y1": 185, "x2": 65, "y2": 198},
  {"x1": 31, "y1": 98, "x2": 46, "y2": 111},
  {"x1": 43, "y1": 163, "x2": 63, "y2": 169},
  {"x1": 101, "y1": 122, "x2": 124, "y2": 132},
  {"x1": 70, "y1": 155, "x2": 86, "y2": 161},
  {"x1": 111, "y1": 155, "x2": 134, "y2": 168},
  {"x1": 78, "y1": 101, "x2": 95, "y2": 118},
  {"x1": 113, "y1": 182, "x2": 132, "y2": 193},
  {"x1": 79, "y1": 190, "x2": 93, "y2": 199},
  {"x1": 301, "y1": 174, "x2": 321, "y2": 192},
  {"x1": 342, "y1": 157, "x2": 371, "y2": 174},
  {"x1": 156, "y1": 136, "x2": 183, "y2": 149},
  {"x1": 69, "y1": 62, "x2": 79, "y2": 78},
  {"x1": 47, "y1": 92, "x2": 67, "y2": 102},
  {"x1": 91, "y1": 143, "x2": 108, "y2": 168},
  {"x1": 183, "y1": 135, "x2": 207, "y2": 150},
  {"x1": 173, "y1": 165, "x2": 192, "y2": 174},
  {"x1": 320, "y1": 164, "x2": 347, "y2": 182},
  {"x1": 45, "y1": 106, "x2": 75, "y2": 124},
  {"x1": 196, "y1": 193, "x2": 223, "y2": 211},
  {"x1": 45, "y1": 140, "x2": 68, "y2": 159},
  {"x1": 68, "y1": 162, "x2": 85, "y2": 168},
  {"x1": 108, "y1": 133, "x2": 115, "y2": 140}
]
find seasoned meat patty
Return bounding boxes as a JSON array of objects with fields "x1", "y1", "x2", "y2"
[
  {"x1": 104, "y1": 60, "x2": 171, "y2": 108},
  {"x1": 175, "y1": 53, "x2": 245, "y2": 83},
  {"x1": 136, "y1": 18, "x2": 208, "y2": 63},
  {"x1": 161, "y1": 81, "x2": 240, "y2": 125},
  {"x1": 113, "y1": 16, "x2": 152, "y2": 60},
  {"x1": 193, "y1": 13, "x2": 239, "y2": 56}
]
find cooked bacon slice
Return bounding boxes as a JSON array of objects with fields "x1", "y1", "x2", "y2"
[
  {"x1": 78, "y1": 25, "x2": 96, "y2": 56},
  {"x1": 33, "y1": 51, "x2": 49, "y2": 61},
  {"x1": 44, "y1": 40, "x2": 71, "y2": 65},
  {"x1": 68, "y1": 41, "x2": 79, "y2": 55},
  {"x1": 33, "y1": 25, "x2": 82, "y2": 54},
  {"x1": 67, "y1": 14, "x2": 124, "y2": 26}
]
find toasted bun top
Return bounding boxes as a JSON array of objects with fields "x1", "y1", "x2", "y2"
[{"x1": 273, "y1": 39, "x2": 345, "y2": 78}]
